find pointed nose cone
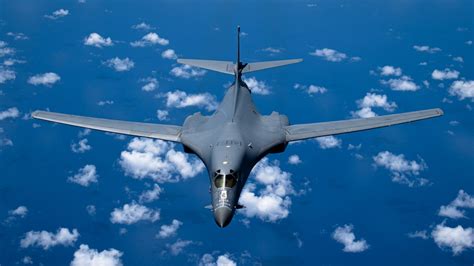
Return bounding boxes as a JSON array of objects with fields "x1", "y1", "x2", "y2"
[{"x1": 214, "y1": 207, "x2": 233, "y2": 228}]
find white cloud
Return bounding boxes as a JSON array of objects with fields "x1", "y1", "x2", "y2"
[
  {"x1": 140, "y1": 77, "x2": 158, "y2": 92},
  {"x1": 20, "y1": 228, "x2": 79, "y2": 250},
  {"x1": 379, "y1": 65, "x2": 402, "y2": 76},
  {"x1": 431, "y1": 224, "x2": 473, "y2": 255},
  {"x1": 293, "y1": 83, "x2": 327, "y2": 96},
  {"x1": 466, "y1": 40, "x2": 473, "y2": 45},
  {"x1": 288, "y1": 155, "x2": 302, "y2": 165},
  {"x1": 373, "y1": 151, "x2": 428, "y2": 187},
  {"x1": 316, "y1": 136, "x2": 342, "y2": 149},
  {"x1": 97, "y1": 100, "x2": 114, "y2": 106},
  {"x1": 432, "y1": 69, "x2": 460, "y2": 80},
  {"x1": 71, "y1": 244, "x2": 123, "y2": 266},
  {"x1": 84, "y1": 33, "x2": 113, "y2": 48},
  {"x1": 449, "y1": 80, "x2": 474, "y2": 100},
  {"x1": 119, "y1": 138, "x2": 205, "y2": 183},
  {"x1": 45, "y1": 9, "x2": 69, "y2": 20},
  {"x1": 156, "y1": 109, "x2": 169, "y2": 121},
  {"x1": 170, "y1": 64, "x2": 206, "y2": 79},
  {"x1": 131, "y1": 22, "x2": 154, "y2": 31},
  {"x1": 381, "y1": 75, "x2": 419, "y2": 91},
  {"x1": 243, "y1": 77, "x2": 271, "y2": 95},
  {"x1": 27, "y1": 72, "x2": 60, "y2": 86},
  {"x1": 131, "y1": 33, "x2": 169, "y2": 47},
  {"x1": 309, "y1": 48, "x2": 347, "y2": 62},
  {"x1": 0, "y1": 67, "x2": 15, "y2": 83},
  {"x1": 9, "y1": 206, "x2": 28, "y2": 218},
  {"x1": 71, "y1": 138, "x2": 92, "y2": 153},
  {"x1": 0, "y1": 107, "x2": 20, "y2": 120},
  {"x1": 261, "y1": 47, "x2": 282, "y2": 54},
  {"x1": 199, "y1": 253, "x2": 237, "y2": 266},
  {"x1": 351, "y1": 93, "x2": 397, "y2": 118},
  {"x1": 332, "y1": 224, "x2": 369, "y2": 253},
  {"x1": 240, "y1": 158, "x2": 294, "y2": 222},
  {"x1": 110, "y1": 202, "x2": 160, "y2": 225},
  {"x1": 438, "y1": 190, "x2": 474, "y2": 219},
  {"x1": 104, "y1": 57, "x2": 134, "y2": 72},
  {"x1": 0, "y1": 41, "x2": 15, "y2": 57},
  {"x1": 453, "y1": 56, "x2": 463, "y2": 63},
  {"x1": 166, "y1": 239, "x2": 194, "y2": 256},
  {"x1": 161, "y1": 49, "x2": 177, "y2": 60},
  {"x1": 68, "y1": 165, "x2": 98, "y2": 187},
  {"x1": 139, "y1": 184, "x2": 163, "y2": 203},
  {"x1": 22, "y1": 256, "x2": 33, "y2": 264},
  {"x1": 413, "y1": 45, "x2": 441, "y2": 53},
  {"x1": 408, "y1": 230, "x2": 429, "y2": 240},
  {"x1": 156, "y1": 219, "x2": 182, "y2": 239},
  {"x1": 163, "y1": 90, "x2": 217, "y2": 111}
]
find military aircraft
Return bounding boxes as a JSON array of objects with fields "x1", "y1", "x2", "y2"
[{"x1": 33, "y1": 26, "x2": 443, "y2": 228}]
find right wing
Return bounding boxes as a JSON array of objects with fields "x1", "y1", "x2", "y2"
[
  {"x1": 285, "y1": 108, "x2": 443, "y2": 142},
  {"x1": 32, "y1": 111, "x2": 182, "y2": 142}
]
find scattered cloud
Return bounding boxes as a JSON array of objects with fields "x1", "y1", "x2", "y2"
[
  {"x1": 310, "y1": 48, "x2": 347, "y2": 62},
  {"x1": 0, "y1": 67, "x2": 15, "y2": 84},
  {"x1": 7, "y1": 32, "x2": 28, "y2": 40},
  {"x1": 120, "y1": 138, "x2": 205, "y2": 183},
  {"x1": 199, "y1": 253, "x2": 237, "y2": 266},
  {"x1": 240, "y1": 158, "x2": 295, "y2": 222},
  {"x1": 0, "y1": 107, "x2": 20, "y2": 120},
  {"x1": 261, "y1": 47, "x2": 282, "y2": 54},
  {"x1": 45, "y1": 9, "x2": 69, "y2": 20},
  {"x1": 162, "y1": 90, "x2": 217, "y2": 111},
  {"x1": 449, "y1": 80, "x2": 474, "y2": 100},
  {"x1": 293, "y1": 232, "x2": 303, "y2": 248},
  {"x1": 22, "y1": 256, "x2": 33, "y2": 264},
  {"x1": 351, "y1": 93, "x2": 397, "y2": 118},
  {"x1": 316, "y1": 136, "x2": 342, "y2": 149},
  {"x1": 431, "y1": 223, "x2": 473, "y2": 255},
  {"x1": 27, "y1": 72, "x2": 60, "y2": 86},
  {"x1": 438, "y1": 190, "x2": 474, "y2": 219},
  {"x1": 156, "y1": 219, "x2": 182, "y2": 239},
  {"x1": 140, "y1": 77, "x2": 158, "y2": 92},
  {"x1": 0, "y1": 41, "x2": 15, "y2": 57},
  {"x1": 71, "y1": 139, "x2": 92, "y2": 153},
  {"x1": 20, "y1": 228, "x2": 79, "y2": 250},
  {"x1": 84, "y1": 33, "x2": 113, "y2": 48},
  {"x1": 166, "y1": 239, "x2": 194, "y2": 256},
  {"x1": 332, "y1": 224, "x2": 369, "y2": 253},
  {"x1": 139, "y1": 184, "x2": 163, "y2": 203},
  {"x1": 68, "y1": 165, "x2": 98, "y2": 187},
  {"x1": 161, "y1": 49, "x2": 177, "y2": 60},
  {"x1": 86, "y1": 205, "x2": 96, "y2": 216},
  {"x1": 110, "y1": 202, "x2": 160, "y2": 224},
  {"x1": 288, "y1": 155, "x2": 302, "y2": 165},
  {"x1": 71, "y1": 244, "x2": 123, "y2": 266},
  {"x1": 453, "y1": 56, "x2": 463, "y2": 63},
  {"x1": 170, "y1": 65, "x2": 206, "y2": 79},
  {"x1": 156, "y1": 109, "x2": 169, "y2": 121},
  {"x1": 97, "y1": 100, "x2": 114, "y2": 106},
  {"x1": 243, "y1": 77, "x2": 271, "y2": 95},
  {"x1": 373, "y1": 151, "x2": 429, "y2": 187},
  {"x1": 104, "y1": 57, "x2": 134, "y2": 72},
  {"x1": 431, "y1": 69, "x2": 459, "y2": 80},
  {"x1": 131, "y1": 22, "x2": 154, "y2": 31},
  {"x1": 381, "y1": 75, "x2": 419, "y2": 91},
  {"x1": 293, "y1": 83, "x2": 327, "y2": 96},
  {"x1": 378, "y1": 65, "x2": 402, "y2": 76},
  {"x1": 131, "y1": 33, "x2": 169, "y2": 47},
  {"x1": 413, "y1": 45, "x2": 441, "y2": 53}
]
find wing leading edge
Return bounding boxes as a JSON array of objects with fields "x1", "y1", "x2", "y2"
[
  {"x1": 32, "y1": 111, "x2": 182, "y2": 142},
  {"x1": 285, "y1": 108, "x2": 443, "y2": 142}
]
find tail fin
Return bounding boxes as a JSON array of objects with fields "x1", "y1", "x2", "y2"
[{"x1": 176, "y1": 26, "x2": 302, "y2": 75}]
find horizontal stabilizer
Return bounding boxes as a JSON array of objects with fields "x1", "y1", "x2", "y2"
[
  {"x1": 177, "y1": 59, "x2": 235, "y2": 75},
  {"x1": 242, "y1": 59, "x2": 302, "y2": 73}
]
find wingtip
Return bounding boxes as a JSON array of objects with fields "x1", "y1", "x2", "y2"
[
  {"x1": 435, "y1": 108, "x2": 444, "y2": 116},
  {"x1": 31, "y1": 110, "x2": 41, "y2": 118}
]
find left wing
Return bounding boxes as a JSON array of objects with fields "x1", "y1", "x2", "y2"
[
  {"x1": 285, "y1": 108, "x2": 443, "y2": 142},
  {"x1": 32, "y1": 111, "x2": 182, "y2": 142}
]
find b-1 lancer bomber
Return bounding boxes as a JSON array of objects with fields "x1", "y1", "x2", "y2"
[{"x1": 33, "y1": 26, "x2": 443, "y2": 228}]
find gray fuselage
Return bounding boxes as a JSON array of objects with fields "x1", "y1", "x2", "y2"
[{"x1": 180, "y1": 77, "x2": 289, "y2": 227}]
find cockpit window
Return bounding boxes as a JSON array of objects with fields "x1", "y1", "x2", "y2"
[{"x1": 213, "y1": 170, "x2": 238, "y2": 188}]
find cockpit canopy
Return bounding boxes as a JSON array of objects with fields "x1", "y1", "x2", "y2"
[{"x1": 213, "y1": 169, "x2": 238, "y2": 188}]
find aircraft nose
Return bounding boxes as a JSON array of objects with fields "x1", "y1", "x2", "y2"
[{"x1": 214, "y1": 207, "x2": 233, "y2": 228}]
